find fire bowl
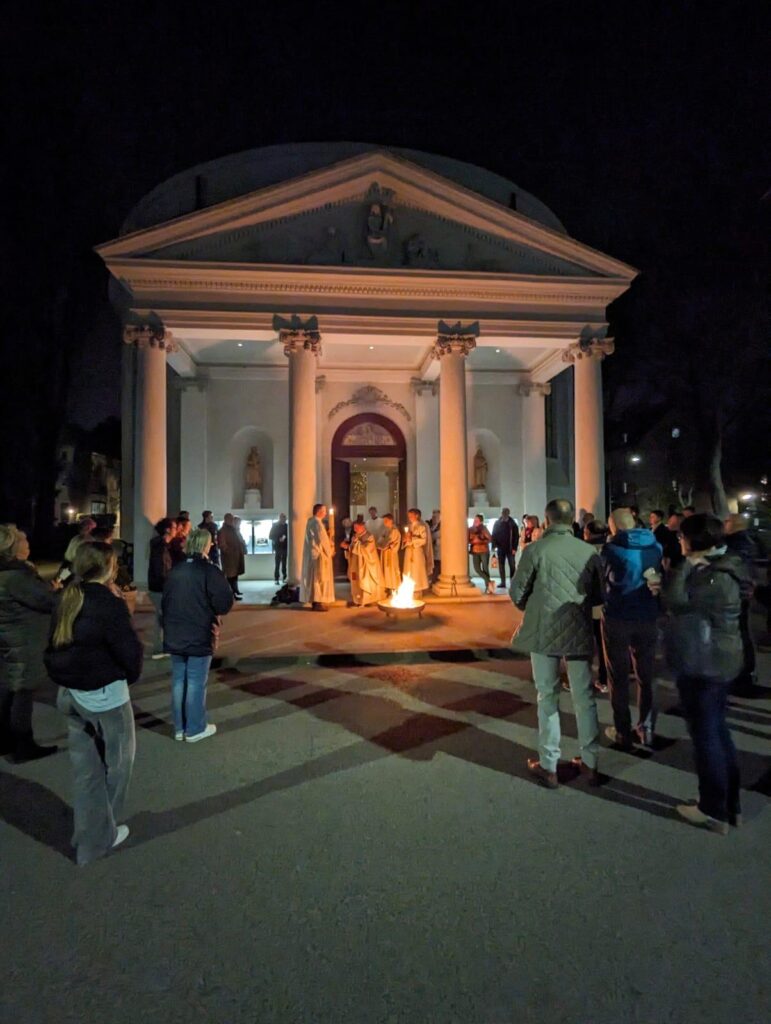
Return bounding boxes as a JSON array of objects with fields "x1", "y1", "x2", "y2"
[{"x1": 377, "y1": 599, "x2": 426, "y2": 620}]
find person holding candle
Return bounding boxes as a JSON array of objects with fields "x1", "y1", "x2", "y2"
[
  {"x1": 378, "y1": 514, "x2": 402, "y2": 594},
  {"x1": 402, "y1": 508, "x2": 433, "y2": 596}
]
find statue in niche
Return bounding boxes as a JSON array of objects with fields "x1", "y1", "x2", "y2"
[
  {"x1": 403, "y1": 233, "x2": 439, "y2": 268},
  {"x1": 245, "y1": 446, "x2": 262, "y2": 490},
  {"x1": 364, "y1": 184, "x2": 395, "y2": 261},
  {"x1": 473, "y1": 447, "x2": 488, "y2": 490}
]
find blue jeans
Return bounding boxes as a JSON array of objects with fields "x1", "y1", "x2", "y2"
[
  {"x1": 171, "y1": 655, "x2": 212, "y2": 737},
  {"x1": 677, "y1": 675, "x2": 740, "y2": 823}
]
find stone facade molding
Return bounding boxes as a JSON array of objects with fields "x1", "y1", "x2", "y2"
[
  {"x1": 274, "y1": 314, "x2": 322, "y2": 356},
  {"x1": 432, "y1": 320, "x2": 479, "y2": 359},
  {"x1": 410, "y1": 377, "x2": 439, "y2": 396},
  {"x1": 122, "y1": 311, "x2": 178, "y2": 351},
  {"x1": 517, "y1": 381, "x2": 552, "y2": 397},
  {"x1": 562, "y1": 336, "x2": 615, "y2": 363},
  {"x1": 327, "y1": 385, "x2": 412, "y2": 422}
]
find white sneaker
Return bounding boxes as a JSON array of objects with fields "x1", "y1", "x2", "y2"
[
  {"x1": 112, "y1": 824, "x2": 130, "y2": 848},
  {"x1": 676, "y1": 803, "x2": 729, "y2": 836},
  {"x1": 151, "y1": 652, "x2": 169, "y2": 660},
  {"x1": 174, "y1": 731, "x2": 184, "y2": 742},
  {"x1": 185, "y1": 723, "x2": 217, "y2": 744}
]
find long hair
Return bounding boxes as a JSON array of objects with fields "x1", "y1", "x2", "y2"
[{"x1": 51, "y1": 542, "x2": 117, "y2": 648}]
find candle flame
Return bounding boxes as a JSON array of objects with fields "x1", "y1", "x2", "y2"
[{"x1": 391, "y1": 574, "x2": 416, "y2": 608}]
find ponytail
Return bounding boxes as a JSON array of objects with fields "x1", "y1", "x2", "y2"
[{"x1": 51, "y1": 541, "x2": 117, "y2": 648}]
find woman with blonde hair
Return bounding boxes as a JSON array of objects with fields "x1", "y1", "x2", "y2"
[
  {"x1": 0, "y1": 523, "x2": 59, "y2": 761},
  {"x1": 45, "y1": 542, "x2": 143, "y2": 864},
  {"x1": 162, "y1": 528, "x2": 234, "y2": 742}
]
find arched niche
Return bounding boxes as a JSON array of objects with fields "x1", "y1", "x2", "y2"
[
  {"x1": 229, "y1": 427, "x2": 274, "y2": 509},
  {"x1": 468, "y1": 428, "x2": 501, "y2": 507}
]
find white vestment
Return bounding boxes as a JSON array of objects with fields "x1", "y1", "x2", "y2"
[
  {"x1": 349, "y1": 531, "x2": 385, "y2": 606},
  {"x1": 365, "y1": 517, "x2": 385, "y2": 542},
  {"x1": 402, "y1": 520, "x2": 433, "y2": 592},
  {"x1": 300, "y1": 516, "x2": 334, "y2": 605},
  {"x1": 378, "y1": 526, "x2": 402, "y2": 590}
]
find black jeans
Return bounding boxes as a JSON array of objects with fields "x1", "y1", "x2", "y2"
[
  {"x1": 601, "y1": 617, "x2": 656, "y2": 735},
  {"x1": 274, "y1": 548, "x2": 287, "y2": 581},
  {"x1": 677, "y1": 675, "x2": 740, "y2": 822},
  {"x1": 496, "y1": 548, "x2": 516, "y2": 587},
  {"x1": 227, "y1": 576, "x2": 241, "y2": 596},
  {"x1": 0, "y1": 688, "x2": 34, "y2": 736}
]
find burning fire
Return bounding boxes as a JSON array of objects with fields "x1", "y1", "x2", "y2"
[{"x1": 391, "y1": 574, "x2": 417, "y2": 608}]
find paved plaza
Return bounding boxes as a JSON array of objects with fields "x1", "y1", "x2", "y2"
[{"x1": 2, "y1": 605, "x2": 770, "y2": 1024}]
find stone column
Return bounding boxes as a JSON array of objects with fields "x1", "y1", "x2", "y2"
[
  {"x1": 564, "y1": 336, "x2": 614, "y2": 519},
  {"x1": 411, "y1": 377, "x2": 440, "y2": 518},
  {"x1": 123, "y1": 314, "x2": 176, "y2": 585},
  {"x1": 178, "y1": 378, "x2": 208, "y2": 516},
  {"x1": 518, "y1": 381, "x2": 551, "y2": 521},
  {"x1": 276, "y1": 315, "x2": 321, "y2": 587},
  {"x1": 432, "y1": 321, "x2": 481, "y2": 598}
]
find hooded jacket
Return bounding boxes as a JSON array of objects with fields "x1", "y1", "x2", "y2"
[
  {"x1": 509, "y1": 524, "x2": 603, "y2": 657},
  {"x1": 601, "y1": 528, "x2": 663, "y2": 622}
]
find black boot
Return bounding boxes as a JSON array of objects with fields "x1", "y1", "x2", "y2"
[{"x1": 12, "y1": 732, "x2": 58, "y2": 764}]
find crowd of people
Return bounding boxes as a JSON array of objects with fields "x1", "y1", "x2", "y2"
[{"x1": 0, "y1": 493, "x2": 766, "y2": 863}]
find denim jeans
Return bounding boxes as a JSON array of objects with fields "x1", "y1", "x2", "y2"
[
  {"x1": 171, "y1": 655, "x2": 212, "y2": 737},
  {"x1": 677, "y1": 675, "x2": 740, "y2": 822},
  {"x1": 472, "y1": 552, "x2": 491, "y2": 585},
  {"x1": 530, "y1": 653, "x2": 599, "y2": 771},
  {"x1": 57, "y1": 689, "x2": 136, "y2": 866},
  {"x1": 602, "y1": 617, "x2": 657, "y2": 737},
  {"x1": 495, "y1": 548, "x2": 516, "y2": 587}
]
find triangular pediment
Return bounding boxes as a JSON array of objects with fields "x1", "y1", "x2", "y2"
[{"x1": 96, "y1": 151, "x2": 636, "y2": 281}]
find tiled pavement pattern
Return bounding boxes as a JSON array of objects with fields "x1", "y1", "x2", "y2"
[{"x1": 2, "y1": 638, "x2": 769, "y2": 1024}]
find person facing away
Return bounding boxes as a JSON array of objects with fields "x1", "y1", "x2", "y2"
[
  {"x1": 346, "y1": 521, "x2": 385, "y2": 607},
  {"x1": 55, "y1": 516, "x2": 97, "y2": 584},
  {"x1": 301, "y1": 504, "x2": 335, "y2": 611},
  {"x1": 510, "y1": 498, "x2": 603, "y2": 789},
  {"x1": 492, "y1": 507, "x2": 520, "y2": 590},
  {"x1": 218, "y1": 513, "x2": 244, "y2": 600},
  {"x1": 269, "y1": 513, "x2": 288, "y2": 585},
  {"x1": 147, "y1": 517, "x2": 174, "y2": 658},
  {"x1": 45, "y1": 541, "x2": 143, "y2": 865},
  {"x1": 600, "y1": 507, "x2": 663, "y2": 750},
  {"x1": 648, "y1": 509, "x2": 681, "y2": 568},
  {"x1": 468, "y1": 514, "x2": 495, "y2": 595},
  {"x1": 162, "y1": 528, "x2": 234, "y2": 743},
  {"x1": 0, "y1": 523, "x2": 59, "y2": 762},
  {"x1": 724, "y1": 513, "x2": 760, "y2": 695},
  {"x1": 198, "y1": 511, "x2": 220, "y2": 566},
  {"x1": 429, "y1": 510, "x2": 441, "y2": 579},
  {"x1": 377, "y1": 513, "x2": 402, "y2": 593},
  {"x1": 402, "y1": 508, "x2": 433, "y2": 595},
  {"x1": 654, "y1": 514, "x2": 749, "y2": 835}
]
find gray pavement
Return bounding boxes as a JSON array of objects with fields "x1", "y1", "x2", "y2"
[{"x1": 2, "y1": 641, "x2": 770, "y2": 1024}]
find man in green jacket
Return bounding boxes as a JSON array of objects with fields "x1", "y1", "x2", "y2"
[{"x1": 510, "y1": 498, "x2": 603, "y2": 787}]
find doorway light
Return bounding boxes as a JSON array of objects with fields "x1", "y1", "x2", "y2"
[
  {"x1": 495, "y1": 348, "x2": 501, "y2": 353},
  {"x1": 237, "y1": 342, "x2": 244, "y2": 348},
  {"x1": 368, "y1": 345, "x2": 374, "y2": 350}
]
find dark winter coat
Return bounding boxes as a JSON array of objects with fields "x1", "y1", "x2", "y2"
[
  {"x1": 218, "y1": 523, "x2": 244, "y2": 578},
  {"x1": 162, "y1": 555, "x2": 234, "y2": 657},
  {"x1": 0, "y1": 559, "x2": 57, "y2": 692},
  {"x1": 661, "y1": 551, "x2": 749, "y2": 683},
  {"x1": 269, "y1": 521, "x2": 288, "y2": 551},
  {"x1": 510, "y1": 524, "x2": 603, "y2": 657},
  {"x1": 492, "y1": 516, "x2": 519, "y2": 553},
  {"x1": 44, "y1": 584, "x2": 143, "y2": 691},
  {"x1": 148, "y1": 535, "x2": 172, "y2": 593},
  {"x1": 653, "y1": 523, "x2": 681, "y2": 565},
  {"x1": 601, "y1": 528, "x2": 662, "y2": 622}
]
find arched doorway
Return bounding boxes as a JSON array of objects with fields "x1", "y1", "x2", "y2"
[{"x1": 331, "y1": 413, "x2": 407, "y2": 575}]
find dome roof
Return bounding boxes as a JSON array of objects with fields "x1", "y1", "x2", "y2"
[{"x1": 122, "y1": 142, "x2": 566, "y2": 235}]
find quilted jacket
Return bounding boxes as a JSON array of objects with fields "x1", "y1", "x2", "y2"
[{"x1": 509, "y1": 524, "x2": 603, "y2": 656}]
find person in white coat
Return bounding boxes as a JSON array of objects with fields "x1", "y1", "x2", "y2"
[
  {"x1": 300, "y1": 504, "x2": 334, "y2": 611},
  {"x1": 402, "y1": 508, "x2": 433, "y2": 595}
]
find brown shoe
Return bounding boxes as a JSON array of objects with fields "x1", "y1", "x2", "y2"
[
  {"x1": 527, "y1": 758, "x2": 558, "y2": 789},
  {"x1": 311, "y1": 602, "x2": 329, "y2": 612},
  {"x1": 570, "y1": 757, "x2": 601, "y2": 786}
]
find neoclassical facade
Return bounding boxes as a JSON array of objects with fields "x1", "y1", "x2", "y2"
[{"x1": 97, "y1": 144, "x2": 635, "y2": 588}]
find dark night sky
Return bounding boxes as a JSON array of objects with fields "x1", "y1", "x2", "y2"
[{"x1": 2, "y1": 2, "x2": 769, "y2": 458}]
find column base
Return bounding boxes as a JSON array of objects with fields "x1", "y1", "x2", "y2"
[{"x1": 431, "y1": 574, "x2": 483, "y2": 599}]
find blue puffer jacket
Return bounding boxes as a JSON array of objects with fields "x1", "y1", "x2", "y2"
[{"x1": 601, "y1": 529, "x2": 663, "y2": 622}]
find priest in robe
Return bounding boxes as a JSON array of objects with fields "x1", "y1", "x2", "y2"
[
  {"x1": 344, "y1": 521, "x2": 385, "y2": 607},
  {"x1": 402, "y1": 507, "x2": 434, "y2": 595},
  {"x1": 300, "y1": 503, "x2": 334, "y2": 611},
  {"x1": 365, "y1": 506, "x2": 385, "y2": 542},
  {"x1": 377, "y1": 513, "x2": 402, "y2": 594}
]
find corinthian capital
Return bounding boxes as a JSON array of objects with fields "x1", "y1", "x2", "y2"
[
  {"x1": 518, "y1": 381, "x2": 552, "y2": 397},
  {"x1": 432, "y1": 319, "x2": 480, "y2": 359},
  {"x1": 122, "y1": 311, "x2": 177, "y2": 351},
  {"x1": 274, "y1": 314, "x2": 322, "y2": 356},
  {"x1": 562, "y1": 336, "x2": 615, "y2": 363}
]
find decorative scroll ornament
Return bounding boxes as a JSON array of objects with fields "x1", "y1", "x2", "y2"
[
  {"x1": 410, "y1": 377, "x2": 439, "y2": 396},
  {"x1": 122, "y1": 311, "x2": 178, "y2": 351},
  {"x1": 517, "y1": 381, "x2": 552, "y2": 397},
  {"x1": 432, "y1": 320, "x2": 480, "y2": 358},
  {"x1": 562, "y1": 336, "x2": 615, "y2": 363},
  {"x1": 273, "y1": 314, "x2": 322, "y2": 356},
  {"x1": 328, "y1": 385, "x2": 412, "y2": 422}
]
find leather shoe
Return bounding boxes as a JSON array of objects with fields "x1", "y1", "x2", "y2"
[
  {"x1": 571, "y1": 757, "x2": 601, "y2": 786},
  {"x1": 526, "y1": 758, "x2": 558, "y2": 789}
]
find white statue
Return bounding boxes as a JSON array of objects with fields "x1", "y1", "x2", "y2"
[{"x1": 245, "y1": 447, "x2": 262, "y2": 491}]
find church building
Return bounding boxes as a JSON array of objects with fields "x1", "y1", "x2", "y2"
[{"x1": 96, "y1": 143, "x2": 636, "y2": 590}]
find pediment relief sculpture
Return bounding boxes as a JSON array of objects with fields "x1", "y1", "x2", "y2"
[
  {"x1": 342, "y1": 422, "x2": 397, "y2": 447},
  {"x1": 328, "y1": 385, "x2": 411, "y2": 422}
]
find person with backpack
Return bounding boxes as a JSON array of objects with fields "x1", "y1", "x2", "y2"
[
  {"x1": 652, "y1": 514, "x2": 749, "y2": 835},
  {"x1": 45, "y1": 542, "x2": 143, "y2": 864}
]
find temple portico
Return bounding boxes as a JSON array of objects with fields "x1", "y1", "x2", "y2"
[{"x1": 99, "y1": 143, "x2": 636, "y2": 587}]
